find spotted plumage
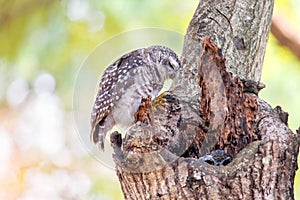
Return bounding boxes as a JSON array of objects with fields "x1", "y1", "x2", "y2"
[{"x1": 91, "y1": 46, "x2": 181, "y2": 151}]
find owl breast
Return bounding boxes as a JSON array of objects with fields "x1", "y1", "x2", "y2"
[{"x1": 111, "y1": 64, "x2": 164, "y2": 130}]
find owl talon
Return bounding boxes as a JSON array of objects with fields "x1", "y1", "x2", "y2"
[{"x1": 152, "y1": 92, "x2": 168, "y2": 110}]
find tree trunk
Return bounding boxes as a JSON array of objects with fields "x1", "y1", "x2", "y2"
[{"x1": 111, "y1": 0, "x2": 300, "y2": 199}]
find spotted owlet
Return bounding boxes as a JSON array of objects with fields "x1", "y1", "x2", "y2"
[{"x1": 90, "y1": 46, "x2": 181, "y2": 151}]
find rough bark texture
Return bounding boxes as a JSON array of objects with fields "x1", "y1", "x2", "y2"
[
  {"x1": 195, "y1": 37, "x2": 259, "y2": 159},
  {"x1": 111, "y1": 0, "x2": 300, "y2": 199}
]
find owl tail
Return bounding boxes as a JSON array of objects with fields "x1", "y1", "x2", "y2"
[
  {"x1": 90, "y1": 123, "x2": 106, "y2": 151},
  {"x1": 97, "y1": 132, "x2": 105, "y2": 151},
  {"x1": 90, "y1": 114, "x2": 116, "y2": 151}
]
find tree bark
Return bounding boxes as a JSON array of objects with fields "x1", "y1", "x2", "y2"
[{"x1": 111, "y1": 0, "x2": 300, "y2": 199}]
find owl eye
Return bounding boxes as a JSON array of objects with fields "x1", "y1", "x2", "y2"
[
  {"x1": 168, "y1": 61, "x2": 175, "y2": 69},
  {"x1": 168, "y1": 57, "x2": 179, "y2": 70}
]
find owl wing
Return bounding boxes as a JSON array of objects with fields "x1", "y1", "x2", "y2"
[
  {"x1": 90, "y1": 56, "x2": 124, "y2": 145},
  {"x1": 90, "y1": 50, "x2": 144, "y2": 147}
]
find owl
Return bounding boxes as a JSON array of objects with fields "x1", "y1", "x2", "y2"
[
  {"x1": 199, "y1": 150, "x2": 231, "y2": 166},
  {"x1": 90, "y1": 46, "x2": 181, "y2": 151}
]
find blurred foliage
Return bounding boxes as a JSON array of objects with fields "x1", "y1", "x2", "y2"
[{"x1": 0, "y1": 0, "x2": 299, "y2": 199}]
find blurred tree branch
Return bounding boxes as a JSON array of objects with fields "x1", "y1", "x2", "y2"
[
  {"x1": 0, "y1": 0, "x2": 53, "y2": 28},
  {"x1": 271, "y1": 14, "x2": 300, "y2": 60},
  {"x1": 0, "y1": 0, "x2": 55, "y2": 60}
]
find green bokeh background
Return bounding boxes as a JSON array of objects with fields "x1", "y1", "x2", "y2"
[{"x1": 0, "y1": 0, "x2": 299, "y2": 199}]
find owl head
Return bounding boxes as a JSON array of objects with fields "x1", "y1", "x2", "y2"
[{"x1": 146, "y1": 46, "x2": 181, "y2": 80}]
